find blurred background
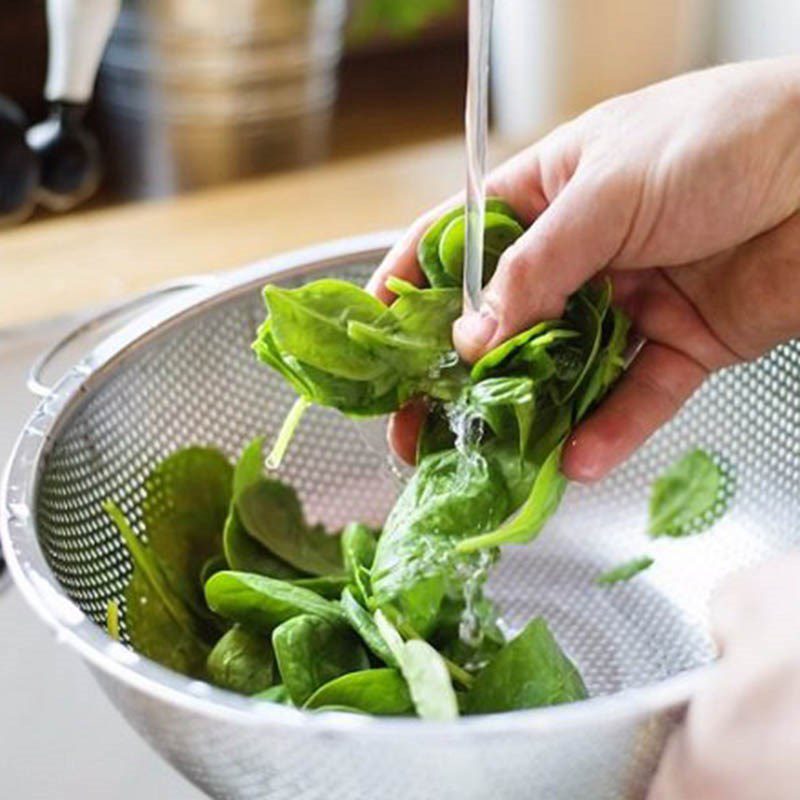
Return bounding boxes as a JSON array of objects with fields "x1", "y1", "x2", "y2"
[{"x1": 2, "y1": 0, "x2": 799, "y2": 206}]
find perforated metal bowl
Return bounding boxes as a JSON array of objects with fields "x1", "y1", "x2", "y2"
[{"x1": 3, "y1": 233, "x2": 800, "y2": 800}]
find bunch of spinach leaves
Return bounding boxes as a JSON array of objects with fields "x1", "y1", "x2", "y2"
[
  {"x1": 105, "y1": 438, "x2": 585, "y2": 717},
  {"x1": 104, "y1": 200, "x2": 638, "y2": 717},
  {"x1": 254, "y1": 200, "x2": 630, "y2": 637}
]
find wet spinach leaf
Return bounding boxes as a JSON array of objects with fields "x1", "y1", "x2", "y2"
[
  {"x1": 142, "y1": 447, "x2": 233, "y2": 616},
  {"x1": 649, "y1": 449, "x2": 731, "y2": 537},
  {"x1": 596, "y1": 556, "x2": 654, "y2": 585},
  {"x1": 254, "y1": 684, "x2": 292, "y2": 704},
  {"x1": 340, "y1": 587, "x2": 398, "y2": 667},
  {"x1": 104, "y1": 500, "x2": 209, "y2": 678},
  {"x1": 304, "y1": 668, "x2": 413, "y2": 714},
  {"x1": 463, "y1": 618, "x2": 587, "y2": 714},
  {"x1": 375, "y1": 611, "x2": 459, "y2": 721},
  {"x1": 205, "y1": 571, "x2": 345, "y2": 629},
  {"x1": 236, "y1": 479, "x2": 343, "y2": 576},
  {"x1": 206, "y1": 625, "x2": 274, "y2": 695},
  {"x1": 272, "y1": 614, "x2": 370, "y2": 705}
]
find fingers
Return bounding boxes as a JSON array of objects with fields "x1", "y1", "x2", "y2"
[
  {"x1": 455, "y1": 167, "x2": 636, "y2": 362},
  {"x1": 367, "y1": 124, "x2": 578, "y2": 304},
  {"x1": 366, "y1": 208, "x2": 440, "y2": 302},
  {"x1": 561, "y1": 342, "x2": 707, "y2": 483},
  {"x1": 387, "y1": 398, "x2": 428, "y2": 466}
]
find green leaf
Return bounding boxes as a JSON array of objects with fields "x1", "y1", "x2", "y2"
[
  {"x1": 417, "y1": 198, "x2": 522, "y2": 288},
  {"x1": 205, "y1": 571, "x2": 345, "y2": 630},
  {"x1": 290, "y1": 575, "x2": 350, "y2": 599},
  {"x1": 649, "y1": 449, "x2": 731, "y2": 537},
  {"x1": 206, "y1": 625, "x2": 274, "y2": 695},
  {"x1": 106, "y1": 600, "x2": 120, "y2": 641},
  {"x1": 463, "y1": 618, "x2": 587, "y2": 714},
  {"x1": 236, "y1": 479, "x2": 343, "y2": 576},
  {"x1": 104, "y1": 500, "x2": 209, "y2": 677},
  {"x1": 264, "y1": 280, "x2": 389, "y2": 381},
  {"x1": 200, "y1": 554, "x2": 229, "y2": 586},
  {"x1": 374, "y1": 611, "x2": 458, "y2": 721},
  {"x1": 142, "y1": 447, "x2": 233, "y2": 616},
  {"x1": 438, "y1": 211, "x2": 524, "y2": 284},
  {"x1": 457, "y1": 444, "x2": 567, "y2": 551},
  {"x1": 223, "y1": 439, "x2": 301, "y2": 578},
  {"x1": 272, "y1": 614, "x2": 370, "y2": 705},
  {"x1": 596, "y1": 556, "x2": 654, "y2": 585},
  {"x1": 340, "y1": 588, "x2": 398, "y2": 667},
  {"x1": 341, "y1": 522, "x2": 377, "y2": 603},
  {"x1": 304, "y1": 668, "x2": 413, "y2": 715},
  {"x1": 253, "y1": 684, "x2": 292, "y2": 704}
]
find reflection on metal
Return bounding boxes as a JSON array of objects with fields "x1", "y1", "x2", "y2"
[{"x1": 96, "y1": 0, "x2": 347, "y2": 198}]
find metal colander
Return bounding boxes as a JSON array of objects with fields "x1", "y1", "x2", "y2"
[{"x1": 3, "y1": 233, "x2": 800, "y2": 800}]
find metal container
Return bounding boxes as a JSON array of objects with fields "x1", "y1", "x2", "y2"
[
  {"x1": 3, "y1": 233, "x2": 800, "y2": 799},
  {"x1": 95, "y1": 0, "x2": 346, "y2": 197}
]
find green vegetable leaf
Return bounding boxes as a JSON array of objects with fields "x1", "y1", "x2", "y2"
[
  {"x1": 374, "y1": 611, "x2": 459, "y2": 721},
  {"x1": 223, "y1": 438, "x2": 301, "y2": 579},
  {"x1": 340, "y1": 588, "x2": 398, "y2": 667},
  {"x1": 254, "y1": 684, "x2": 292, "y2": 704},
  {"x1": 205, "y1": 571, "x2": 345, "y2": 630},
  {"x1": 236, "y1": 479, "x2": 343, "y2": 576},
  {"x1": 206, "y1": 625, "x2": 274, "y2": 695},
  {"x1": 463, "y1": 618, "x2": 587, "y2": 713},
  {"x1": 341, "y1": 522, "x2": 377, "y2": 603},
  {"x1": 457, "y1": 444, "x2": 567, "y2": 551},
  {"x1": 272, "y1": 614, "x2": 369, "y2": 705},
  {"x1": 142, "y1": 447, "x2": 233, "y2": 616},
  {"x1": 104, "y1": 500, "x2": 209, "y2": 677},
  {"x1": 290, "y1": 575, "x2": 350, "y2": 599},
  {"x1": 304, "y1": 668, "x2": 413, "y2": 715},
  {"x1": 649, "y1": 449, "x2": 732, "y2": 537},
  {"x1": 596, "y1": 556, "x2": 654, "y2": 585}
]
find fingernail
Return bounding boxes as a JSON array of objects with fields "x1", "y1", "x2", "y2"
[{"x1": 454, "y1": 306, "x2": 498, "y2": 357}]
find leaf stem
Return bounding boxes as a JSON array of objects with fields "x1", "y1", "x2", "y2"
[{"x1": 266, "y1": 397, "x2": 311, "y2": 470}]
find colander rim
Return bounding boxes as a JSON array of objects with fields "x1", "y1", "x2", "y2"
[{"x1": 1, "y1": 231, "x2": 710, "y2": 737}]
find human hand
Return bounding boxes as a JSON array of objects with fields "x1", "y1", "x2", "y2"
[
  {"x1": 369, "y1": 58, "x2": 800, "y2": 475},
  {"x1": 647, "y1": 554, "x2": 800, "y2": 800}
]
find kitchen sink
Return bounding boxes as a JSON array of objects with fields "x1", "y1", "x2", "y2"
[{"x1": 0, "y1": 321, "x2": 204, "y2": 800}]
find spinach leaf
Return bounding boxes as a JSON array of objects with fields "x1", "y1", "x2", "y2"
[
  {"x1": 205, "y1": 571, "x2": 345, "y2": 629},
  {"x1": 457, "y1": 444, "x2": 567, "y2": 552},
  {"x1": 291, "y1": 575, "x2": 350, "y2": 599},
  {"x1": 371, "y1": 449, "x2": 510, "y2": 635},
  {"x1": 236, "y1": 479, "x2": 343, "y2": 576},
  {"x1": 374, "y1": 611, "x2": 459, "y2": 721},
  {"x1": 264, "y1": 280, "x2": 389, "y2": 381},
  {"x1": 106, "y1": 600, "x2": 120, "y2": 641},
  {"x1": 253, "y1": 684, "x2": 292, "y2": 704},
  {"x1": 206, "y1": 625, "x2": 274, "y2": 695},
  {"x1": 272, "y1": 614, "x2": 370, "y2": 705},
  {"x1": 340, "y1": 587, "x2": 398, "y2": 667},
  {"x1": 223, "y1": 438, "x2": 302, "y2": 578},
  {"x1": 341, "y1": 522, "x2": 377, "y2": 603},
  {"x1": 104, "y1": 500, "x2": 209, "y2": 677},
  {"x1": 142, "y1": 447, "x2": 233, "y2": 616},
  {"x1": 463, "y1": 618, "x2": 587, "y2": 714},
  {"x1": 304, "y1": 668, "x2": 413, "y2": 715},
  {"x1": 417, "y1": 198, "x2": 522, "y2": 287},
  {"x1": 649, "y1": 449, "x2": 731, "y2": 537},
  {"x1": 596, "y1": 556, "x2": 654, "y2": 585}
]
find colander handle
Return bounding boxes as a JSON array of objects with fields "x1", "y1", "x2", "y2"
[{"x1": 27, "y1": 276, "x2": 216, "y2": 397}]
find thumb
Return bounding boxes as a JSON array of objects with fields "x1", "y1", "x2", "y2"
[{"x1": 454, "y1": 169, "x2": 634, "y2": 362}]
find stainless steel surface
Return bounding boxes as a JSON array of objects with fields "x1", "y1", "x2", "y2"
[
  {"x1": 96, "y1": 0, "x2": 347, "y2": 198},
  {"x1": 0, "y1": 322, "x2": 203, "y2": 799},
  {"x1": 27, "y1": 276, "x2": 215, "y2": 397},
  {"x1": 3, "y1": 231, "x2": 799, "y2": 799}
]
